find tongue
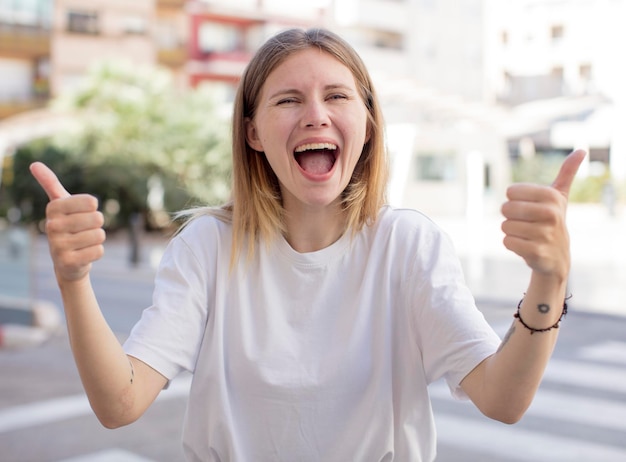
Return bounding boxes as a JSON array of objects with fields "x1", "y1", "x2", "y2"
[{"x1": 297, "y1": 151, "x2": 334, "y2": 174}]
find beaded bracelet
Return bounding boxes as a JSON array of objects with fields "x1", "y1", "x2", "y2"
[{"x1": 514, "y1": 297, "x2": 569, "y2": 334}]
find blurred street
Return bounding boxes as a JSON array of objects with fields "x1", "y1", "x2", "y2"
[
  {"x1": 2, "y1": 0, "x2": 626, "y2": 460},
  {"x1": 0, "y1": 204, "x2": 625, "y2": 461}
]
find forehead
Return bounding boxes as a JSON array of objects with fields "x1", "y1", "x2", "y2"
[{"x1": 262, "y1": 48, "x2": 357, "y2": 93}]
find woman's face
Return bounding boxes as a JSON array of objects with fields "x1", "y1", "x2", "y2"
[{"x1": 245, "y1": 48, "x2": 370, "y2": 213}]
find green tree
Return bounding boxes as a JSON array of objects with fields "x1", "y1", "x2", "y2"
[
  {"x1": 6, "y1": 141, "x2": 84, "y2": 224},
  {"x1": 54, "y1": 60, "x2": 232, "y2": 208},
  {"x1": 7, "y1": 60, "x2": 232, "y2": 263}
]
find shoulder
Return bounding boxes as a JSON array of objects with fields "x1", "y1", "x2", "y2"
[
  {"x1": 368, "y1": 205, "x2": 459, "y2": 269},
  {"x1": 175, "y1": 209, "x2": 233, "y2": 242},
  {"x1": 374, "y1": 205, "x2": 445, "y2": 240},
  {"x1": 163, "y1": 211, "x2": 233, "y2": 266}
]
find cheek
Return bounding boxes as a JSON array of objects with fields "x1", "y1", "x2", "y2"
[
  {"x1": 260, "y1": 116, "x2": 293, "y2": 145},
  {"x1": 348, "y1": 121, "x2": 369, "y2": 157},
  {"x1": 351, "y1": 110, "x2": 370, "y2": 142},
  {"x1": 348, "y1": 123, "x2": 369, "y2": 168}
]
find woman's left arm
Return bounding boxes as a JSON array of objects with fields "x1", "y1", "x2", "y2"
[{"x1": 460, "y1": 149, "x2": 586, "y2": 424}]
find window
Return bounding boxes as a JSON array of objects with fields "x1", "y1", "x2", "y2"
[
  {"x1": 123, "y1": 16, "x2": 147, "y2": 35},
  {"x1": 484, "y1": 163, "x2": 491, "y2": 191},
  {"x1": 551, "y1": 24, "x2": 564, "y2": 43},
  {"x1": 579, "y1": 63, "x2": 592, "y2": 80},
  {"x1": 551, "y1": 66, "x2": 564, "y2": 79},
  {"x1": 67, "y1": 10, "x2": 98, "y2": 35},
  {"x1": 0, "y1": 0, "x2": 52, "y2": 27},
  {"x1": 198, "y1": 23, "x2": 240, "y2": 54},
  {"x1": 415, "y1": 153, "x2": 457, "y2": 182},
  {"x1": 373, "y1": 31, "x2": 403, "y2": 50}
]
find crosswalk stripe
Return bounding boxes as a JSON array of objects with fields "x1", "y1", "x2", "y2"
[
  {"x1": 429, "y1": 381, "x2": 626, "y2": 433},
  {"x1": 528, "y1": 388, "x2": 626, "y2": 432},
  {"x1": 58, "y1": 449, "x2": 155, "y2": 462},
  {"x1": 0, "y1": 394, "x2": 91, "y2": 434},
  {"x1": 543, "y1": 358, "x2": 626, "y2": 394},
  {"x1": 435, "y1": 413, "x2": 626, "y2": 462},
  {"x1": 430, "y1": 347, "x2": 626, "y2": 461},
  {"x1": 0, "y1": 374, "x2": 191, "y2": 434},
  {"x1": 578, "y1": 341, "x2": 626, "y2": 366}
]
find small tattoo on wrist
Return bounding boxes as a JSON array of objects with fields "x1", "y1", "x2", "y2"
[{"x1": 538, "y1": 303, "x2": 550, "y2": 314}]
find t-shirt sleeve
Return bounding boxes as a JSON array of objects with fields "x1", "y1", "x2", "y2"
[
  {"x1": 123, "y1": 230, "x2": 212, "y2": 381},
  {"x1": 406, "y1": 220, "x2": 501, "y2": 400}
]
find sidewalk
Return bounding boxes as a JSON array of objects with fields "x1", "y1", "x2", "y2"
[
  {"x1": 0, "y1": 296, "x2": 61, "y2": 348},
  {"x1": 0, "y1": 225, "x2": 62, "y2": 349},
  {"x1": 0, "y1": 228, "x2": 168, "y2": 349},
  {"x1": 434, "y1": 203, "x2": 626, "y2": 318}
]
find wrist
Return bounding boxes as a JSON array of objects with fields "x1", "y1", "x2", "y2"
[
  {"x1": 529, "y1": 269, "x2": 568, "y2": 295},
  {"x1": 56, "y1": 270, "x2": 92, "y2": 292},
  {"x1": 514, "y1": 296, "x2": 569, "y2": 334}
]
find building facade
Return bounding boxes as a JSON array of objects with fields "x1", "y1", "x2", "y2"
[
  {"x1": 2, "y1": 0, "x2": 622, "y2": 214},
  {"x1": 484, "y1": 0, "x2": 626, "y2": 179},
  {"x1": 0, "y1": 0, "x2": 52, "y2": 119}
]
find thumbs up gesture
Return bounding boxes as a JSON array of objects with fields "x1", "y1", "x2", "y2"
[
  {"x1": 501, "y1": 149, "x2": 586, "y2": 280},
  {"x1": 30, "y1": 162, "x2": 106, "y2": 282}
]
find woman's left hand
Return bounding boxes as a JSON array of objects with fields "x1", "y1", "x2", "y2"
[{"x1": 500, "y1": 149, "x2": 586, "y2": 280}]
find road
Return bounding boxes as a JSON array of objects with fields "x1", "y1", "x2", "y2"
[{"x1": 1, "y1": 214, "x2": 625, "y2": 461}]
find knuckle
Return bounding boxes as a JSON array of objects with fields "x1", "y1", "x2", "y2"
[
  {"x1": 95, "y1": 211, "x2": 105, "y2": 228},
  {"x1": 57, "y1": 252, "x2": 76, "y2": 270},
  {"x1": 87, "y1": 195, "x2": 100, "y2": 210},
  {"x1": 93, "y1": 245, "x2": 105, "y2": 260},
  {"x1": 93, "y1": 228, "x2": 106, "y2": 246},
  {"x1": 45, "y1": 218, "x2": 60, "y2": 234}
]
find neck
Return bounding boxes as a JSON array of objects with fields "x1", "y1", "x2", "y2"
[{"x1": 282, "y1": 204, "x2": 347, "y2": 253}]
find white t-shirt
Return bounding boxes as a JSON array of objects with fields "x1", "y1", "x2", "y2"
[{"x1": 124, "y1": 206, "x2": 501, "y2": 462}]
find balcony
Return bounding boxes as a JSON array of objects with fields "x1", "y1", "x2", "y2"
[
  {"x1": 0, "y1": 77, "x2": 50, "y2": 120},
  {"x1": 157, "y1": 0, "x2": 187, "y2": 9},
  {"x1": 188, "y1": 50, "x2": 252, "y2": 85},
  {"x1": 0, "y1": 98, "x2": 48, "y2": 120},
  {"x1": 157, "y1": 46, "x2": 188, "y2": 68},
  {"x1": 0, "y1": 24, "x2": 50, "y2": 58}
]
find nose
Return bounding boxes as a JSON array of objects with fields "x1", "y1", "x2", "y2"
[{"x1": 302, "y1": 100, "x2": 331, "y2": 128}]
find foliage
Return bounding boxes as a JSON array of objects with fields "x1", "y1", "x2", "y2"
[
  {"x1": 569, "y1": 174, "x2": 611, "y2": 203},
  {"x1": 6, "y1": 61, "x2": 232, "y2": 229},
  {"x1": 512, "y1": 153, "x2": 623, "y2": 204},
  {"x1": 56, "y1": 61, "x2": 232, "y2": 203},
  {"x1": 511, "y1": 154, "x2": 564, "y2": 186},
  {"x1": 6, "y1": 141, "x2": 84, "y2": 223}
]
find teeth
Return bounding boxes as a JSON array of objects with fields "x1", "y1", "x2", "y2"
[{"x1": 294, "y1": 142, "x2": 337, "y2": 153}]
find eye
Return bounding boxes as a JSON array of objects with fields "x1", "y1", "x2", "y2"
[
  {"x1": 276, "y1": 97, "x2": 299, "y2": 105},
  {"x1": 327, "y1": 93, "x2": 348, "y2": 101}
]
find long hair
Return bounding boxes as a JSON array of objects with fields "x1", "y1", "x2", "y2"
[{"x1": 182, "y1": 28, "x2": 389, "y2": 266}]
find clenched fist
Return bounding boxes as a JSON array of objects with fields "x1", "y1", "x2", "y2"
[{"x1": 30, "y1": 162, "x2": 106, "y2": 282}]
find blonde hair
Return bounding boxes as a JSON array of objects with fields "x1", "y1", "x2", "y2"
[{"x1": 182, "y1": 28, "x2": 389, "y2": 265}]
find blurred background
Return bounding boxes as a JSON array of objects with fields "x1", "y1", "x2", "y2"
[{"x1": 0, "y1": 1, "x2": 625, "y2": 461}]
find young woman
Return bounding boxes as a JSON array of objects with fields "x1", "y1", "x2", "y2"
[{"x1": 30, "y1": 28, "x2": 585, "y2": 461}]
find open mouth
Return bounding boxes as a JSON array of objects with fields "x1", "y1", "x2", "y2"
[{"x1": 294, "y1": 142, "x2": 338, "y2": 175}]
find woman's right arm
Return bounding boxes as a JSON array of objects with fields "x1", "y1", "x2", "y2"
[{"x1": 30, "y1": 162, "x2": 167, "y2": 428}]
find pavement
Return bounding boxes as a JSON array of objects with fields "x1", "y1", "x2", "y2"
[
  {"x1": 436, "y1": 203, "x2": 626, "y2": 318},
  {"x1": 0, "y1": 202, "x2": 624, "y2": 349},
  {"x1": 0, "y1": 224, "x2": 62, "y2": 349},
  {"x1": 0, "y1": 296, "x2": 61, "y2": 348}
]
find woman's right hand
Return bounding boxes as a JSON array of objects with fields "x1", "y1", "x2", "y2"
[{"x1": 30, "y1": 162, "x2": 106, "y2": 282}]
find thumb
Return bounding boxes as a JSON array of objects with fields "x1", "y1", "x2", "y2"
[
  {"x1": 29, "y1": 162, "x2": 71, "y2": 200},
  {"x1": 551, "y1": 149, "x2": 587, "y2": 197}
]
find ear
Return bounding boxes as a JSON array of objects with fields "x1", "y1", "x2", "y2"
[{"x1": 244, "y1": 118, "x2": 264, "y2": 152}]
